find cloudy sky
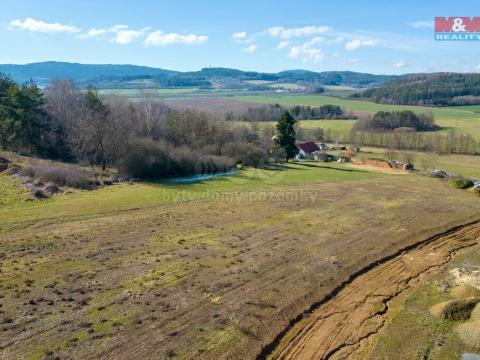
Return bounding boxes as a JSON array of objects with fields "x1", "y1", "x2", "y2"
[{"x1": 1, "y1": 0, "x2": 479, "y2": 74}]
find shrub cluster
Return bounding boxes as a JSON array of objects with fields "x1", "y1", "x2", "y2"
[
  {"x1": 19, "y1": 166, "x2": 92, "y2": 189},
  {"x1": 449, "y1": 179, "x2": 474, "y2": 189},
  {"x1": 221, "y1": 142, "x2": 268, "y2": 167},
  {"x1": 118, "y1": 139, "x2": 236, "y2": 180}
]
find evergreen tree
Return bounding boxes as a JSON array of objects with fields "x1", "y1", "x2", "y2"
[
  {"x1": 2, "y1": 80, "x2": 49, "y2": 154},
  {"x1": 0, "y1": 75, "x2": 16, "y2": 149},
  {"x1": 275, "y1": 110, "x2": 298, "y2": 161}
]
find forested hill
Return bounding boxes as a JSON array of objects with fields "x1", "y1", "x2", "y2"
[
  {"x1": 0, "y1": 61, "x2": 397, "y2": 88},
  {"x1": 360, "y1": 73, "x2": 480, "y2": 106},
  {"x1": 0, "y1": 62, "x2": 175, "y2": 85}
]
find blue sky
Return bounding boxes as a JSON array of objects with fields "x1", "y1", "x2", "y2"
[{"x1": 0, "y1": 0, "x2": 479, "y2": 74}]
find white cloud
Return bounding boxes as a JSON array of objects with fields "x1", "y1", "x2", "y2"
[
  {"x1": 244, "y1": 44, "x2": 257, "y2": 53},
  {"x1": 267, "y1": 25, "x2": 330, "y2": 39},
  {"x1": 288, "y1": 39, "x2": 324, "y2": 63},
  {"x1": 408, "y1": 21, "x2": 433, "y2": 29},
  {"x1": 394, "y1": 59, "x2": 407, "y2": 68},
  {"x1": 345, "y1": 39, "x2": 378, "y2": 50},
  {"x1": 475, "y1": 64, "x2": 480, "y2": 72},
  {"x1": 9, "y1": 17, "x2": 80, "y2": 34},
  {"x1": 232, "y1": 31, "x2": 247, "y2": 40},
  {"x1": 144, "y1": 31, "x2": 208, "y2": 46},
  {"x1": 327, "y1": 36, "x2": 344, "y2": 44},
  {"x1": 277, "y1": 41, "x2": 290, "y2": 49},
  {"x1": 77, "y1": 25, "x2": 146, "y2": 44},
  {"x1": 303, "y1": 37, "x2": 325, "y2": 47},
  {"x1": 77, "y1": 28, "x2": 107, "y2": 39},
  {"x1": 111, "y1": 28, "x2": 145, "y2": 44}
]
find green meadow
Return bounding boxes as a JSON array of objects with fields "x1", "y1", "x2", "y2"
[
  {"x1": 0, "y1": 162, "x2": 378, "y2": 230},
  {"x1": 231, "y1": 119, "x2": 357, "y2": 136},
  {"x1": 358, "y1": 147, "x2": 480, "y2": 178}
]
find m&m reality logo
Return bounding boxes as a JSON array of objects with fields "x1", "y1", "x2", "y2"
[{"x1": 435, "y1": 17, "x2": 480, "y2": 40}]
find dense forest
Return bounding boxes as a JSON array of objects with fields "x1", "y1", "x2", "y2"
[
  {"x1": 225, "y1": 104, "x2": 354, "y2": 122},
  {"x1": 353, "y1": 110, "x2": 438, "y2": 132},
  {"x1": 360, "y1": 73, "x2": 480, "y2": 106}
]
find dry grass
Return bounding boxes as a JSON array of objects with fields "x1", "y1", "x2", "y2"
[
  {"x1": 430, "y1": 297, "x2": 480, "y2": 321},
  {"x1": 455, "y1": 321, "x2": 480, "y2": 349},
  {"x1": 472, "y1": 304, "x2": 480, "y2": 321},
  {"x1": 451, "y1": 285, "x2": 480, "y2": 299}
]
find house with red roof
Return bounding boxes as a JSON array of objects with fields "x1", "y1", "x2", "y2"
[{"x1": 295, "y1": 142, "x2": 320, "y2": 160}]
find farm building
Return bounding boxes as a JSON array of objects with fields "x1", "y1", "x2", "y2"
[{"x1": 295, "y1": 142, "x2": 320, "y2": 160}]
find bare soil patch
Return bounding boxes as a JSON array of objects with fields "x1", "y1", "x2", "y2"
[{"x1": 268, "y1": 221, "x2": 480, "y2": 360}]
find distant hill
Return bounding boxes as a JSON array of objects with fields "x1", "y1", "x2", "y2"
[
  {"x1": 0, "y1": 61, "x2": 176, "y2": 86},
  {"x1": 277, "y1": 70, "x2": 395, "y2": 86},
  {"x1": 360, "y1": 73, "x2": 480, "y2": 106},
  {"x1": 0, "y1": 61, "x2": 398, "y2": 89}
]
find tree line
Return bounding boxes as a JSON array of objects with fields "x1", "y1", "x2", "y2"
[
  {"x1": 349, "y1": 130, "x2": 479, "y2": 155},
  {"x1": 225, "y1": 103, "x2": 354, "y2": 122}
]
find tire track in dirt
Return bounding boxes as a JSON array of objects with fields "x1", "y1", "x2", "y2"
[{"x1": 262, "y1": 220, "x2": 480, "y2": 360}]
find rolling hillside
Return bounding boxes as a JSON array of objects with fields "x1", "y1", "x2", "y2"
[
  {"x1": 361, "y1": 73, "x2": 480, "y2": 106},
  {"x1": 0, "y1": 61, "x2": 398, "y2": 88}
]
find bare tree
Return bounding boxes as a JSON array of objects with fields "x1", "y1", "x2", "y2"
[
  {"x1": 44, "y1": 79, "x2": 84, "y2": 154},
  {"x1": 402, "y1": 151, "x2": 415, "y2": 166},
  {"x1": 138, "y1": 89, "x2": 156, "y2": 137},
  {"x1": 385, "y1": 144, "x2": 397, "y2": 162}
]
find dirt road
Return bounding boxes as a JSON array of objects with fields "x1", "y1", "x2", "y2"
[{"x1": 267, "y1": 221, "x2": 480, "y2": 360}]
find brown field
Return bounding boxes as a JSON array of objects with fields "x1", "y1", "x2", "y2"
[
  {"x1": 163, "y1": 97, "x2": 263, "y2": 114},
  {"x1": 1, "y1": 163, "x2": 480, "y2": 359}
]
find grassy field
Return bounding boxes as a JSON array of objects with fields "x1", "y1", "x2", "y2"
[
  {"x1": 1, "y1": 160, "x2": 480, "y2": 359},
  {"x1": 231, "y1": 119, "x2": 357, "y2": 136},
  {"x1": 355, "y1": 147, "x2": 480, "y2": 178},
  {"x1": 232, "y1": 95, "x2": 480, "y2": 139},
  {"x1": 0, "y1": 162, "x2": 376, "y2": 228}
]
